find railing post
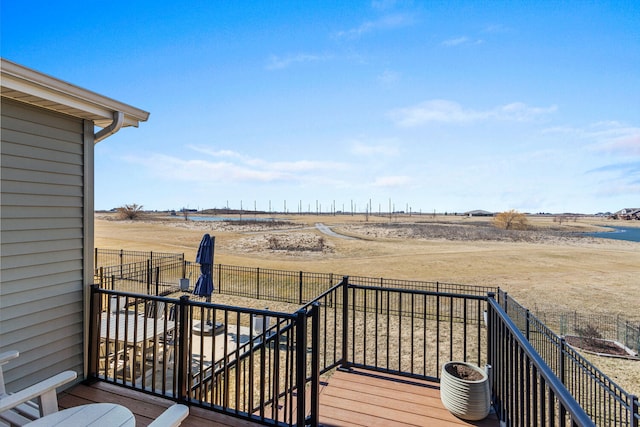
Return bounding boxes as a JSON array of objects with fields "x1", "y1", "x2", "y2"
[
  {"x1": 299, "y1": 271, "x2": 303, "y2": 305},
  {"x1": 87, "y1": 285, "x2": 101, "y2": 380},
  {"x1": 630, "y1": 395, "x2": 638, "y2": 427},
  {"x1": 181, "y1": 254, "x2": 186, "y2": 279},
  {"x1": 558, "y1": 337, "x2": 566, "y2": 385},
  {"x1": 486, "y1": 293, "x2": 496, "y2": 413},
  {"x1": 295, "y1": 309, "x2": 307, "y2": 427},
  {"x1": 176, "y1": 295, "x2": 190, "y2": 403},
  {"x1": 309, "y1": 303, "x2": 320, "y2": 427},
  {"x1": 256, "y1": 267, "x2": 260, "y2": 299},
  {"x1": 340, "y1": 276, "x2": 349, "y2": 370},
  {"x1": 526, "y1": 309, "x2": 530, "y2": 340},
  {"x1": 146, "y1": 259, "x2": 151, "y2": 295},
  {"x1": 155, "y1": 266, "x2": 160, "y2": 295}
]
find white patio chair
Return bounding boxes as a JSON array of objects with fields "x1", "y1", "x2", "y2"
[
  {"x1": 0, "y1": 350, "x2": 77, "y2": 426},
  {"x1": 148, "y1": 403, "x2": 189, "y2": 427}
]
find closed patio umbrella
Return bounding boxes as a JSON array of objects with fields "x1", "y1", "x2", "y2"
[
  {"x1": 193, "y1": 234, "x2": 215, "y2": 332},
  {"x1": 193, "y1": 233, "x2": 214, "y2": 300}
]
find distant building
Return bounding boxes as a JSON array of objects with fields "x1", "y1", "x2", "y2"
[
  {"x1": 464, "y1": 210, "x2": 494, "y2": 217},
  {"x1": 610, "y1": 208, "x2": 640, "y2": 220}
]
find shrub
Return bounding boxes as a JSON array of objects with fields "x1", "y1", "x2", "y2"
[
  {"x1": 493, "y1": 210, "x2": 528, "y2": 230},
  {"x1": 116, "y1": 203, "x2": 144, "y2": 220},
  {"x1": 575, "y1": 324, "x2": 602, "y2": 348}
]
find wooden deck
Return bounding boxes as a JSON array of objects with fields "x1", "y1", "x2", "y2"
[
  {"x1": 58, "y1": 369, "x2": 499, "y2": 426},
  {"x1": 319, "y1": 368, "x2": 498, "y2": 426}
]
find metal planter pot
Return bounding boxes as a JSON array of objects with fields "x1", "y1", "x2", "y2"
[{"x1": 440, "y1": 361, "x2": 490, "y2": 421}]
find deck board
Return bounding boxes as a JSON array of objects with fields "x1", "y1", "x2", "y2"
[
  {"x1": 318, "y1": 368, "x2": 499, "y2": 427},
  {"x1": 57, "y1": 368, "x2": 499, "y2": 426}
]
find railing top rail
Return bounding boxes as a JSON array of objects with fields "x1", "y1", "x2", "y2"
[
  {"x1": 350, "y1": 283, "x2": 489, "y2": 300},
  {"x1": 488, "y1": 297, "x2": 595, "y2": 427},
  {"x1": 300, "y1": 279, "x2": 345, "y2": 311},
  {"x1": 94, "y1": 285, "x2": 298, "y2": 318},
  {"x1": 95, "y1": 286, "x2": 176, "y2": 302},
  {"x1": 188, "y1": 298, "x2": 297, "y2": 319}
]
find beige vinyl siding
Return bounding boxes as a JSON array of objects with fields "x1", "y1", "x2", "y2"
[{"x1": 0, "y1": 98, "x2": 85, "y2": 391}]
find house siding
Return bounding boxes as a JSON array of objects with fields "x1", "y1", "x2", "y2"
[{"x1": 0, "y1": 98, "x2": 85, "y2": 391}]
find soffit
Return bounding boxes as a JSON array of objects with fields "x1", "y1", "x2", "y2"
[{"x1": 1, "y1": 58, "x2": 149, "y2": 129}]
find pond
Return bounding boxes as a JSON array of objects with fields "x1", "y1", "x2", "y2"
[{"x1": 584, "y1": 226, "x2": 640, "y2": 242}]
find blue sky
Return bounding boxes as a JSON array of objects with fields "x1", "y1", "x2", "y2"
[{"x1": 2, "y1": 1, "x2": 639, "y2": 214}]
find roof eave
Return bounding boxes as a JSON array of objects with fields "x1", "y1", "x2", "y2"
[{"x1": 1, "y1": 58, "x2": 149, "y2": 129}]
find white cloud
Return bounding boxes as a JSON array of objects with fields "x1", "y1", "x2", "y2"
[
  {"x1": 498, "y1": 102, "x2": 558, "y2": 121},
  {"x1": 389, "y1": 100, "x2": 557, "y2": 127},
  {"x1": 371, "y1": 0, "x2": 398, "y2": 11},
  {"x1": 268, "y1": 160, "x2": 348, "y2": 172},
  {"x1": 123, "y1": 149, "x2": 348, "y2": 185},
  {"x1": 266, "y1": 53, "x2": 331, "y2": 70},
  {"x1": 334, "y1": 13, "x2": 413, "y2": 39},
  {"x1": 588, "y1": 123, "x2": 640, "y2": 156},
  {"x1": 189, "y1": 145, "x2": 245, "y2": 159},
  {"x1": 372, "y1": 175, "x2": 412, "y2": 187},
  {"x1": 482, "y1": 24, "x2": 511, "y2": 34},
  {"x1": 441, "y1": 36, "x2": 484, "y2": 47},
  {"x1": 350, "y1": 140, "x2": 399, "y2": 156},
  {"x1": 442, "y1": 36, "x2": 469, "y2": 46},
  {"x1": 543, "y1": 121, "x2": 640, "y2": 156},
  {"x1": 377, "y1": 69, "x2": 401, "y2": 86}
]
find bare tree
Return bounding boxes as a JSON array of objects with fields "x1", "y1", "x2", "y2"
[
  {"x1": 116, "y1": 203, "x2": 144, "y2": 220},
  {"x1": 554, "y1": 215, "x2": 567, "y2": 225},
  {"x1": 493, "y1": 209, "x2": 528, "y2": 230}
]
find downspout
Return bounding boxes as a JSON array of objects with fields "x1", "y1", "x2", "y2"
[{"x1": 94, "y1": 111, "x2": 124, "y2": 143}]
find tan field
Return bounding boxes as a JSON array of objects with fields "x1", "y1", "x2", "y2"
[{"x1": 95, "y1": 212, "x2": 640, "y2": 394}]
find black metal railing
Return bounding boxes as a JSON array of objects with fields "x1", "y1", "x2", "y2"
[
  {"x1": 88, "y1": 285, "x2": 316, "y2": 427},
  {"x1": 499, "y1": 290, "x2": 639, "y2": 426},
  {"x1": 90, "y1": 249, "x2": 639, "y2": 426},
  {"x1": 487, "y1": 295, "x2": 595, "y2": 426},
  {"x1": 94, "y1": 249, "x2": 496, "y2": 303},
  {"x1": 340, "y1": 280, "x2": 488, "y2": 379}
]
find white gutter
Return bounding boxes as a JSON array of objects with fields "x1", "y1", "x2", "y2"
[{"x1": 94, "y1": 111, "x2": 124, "y2": 143}]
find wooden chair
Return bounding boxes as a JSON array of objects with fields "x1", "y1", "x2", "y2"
[
  {"x1": 145, "y1": 301, "x2": 166, "y2": 320},
  {"x1": 0, "y1": 350, "x2": 77, "y2": 426}
]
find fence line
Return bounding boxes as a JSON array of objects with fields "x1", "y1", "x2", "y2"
[
  {"x1": 533, "y1": 310, "x2": 640, "y2": 355},
  {"x1": 487, "y1": 296, "x2": 595, "y2": 427},
  {"x1": 93, "y1": 248, "x2": 639, "y2": 426},
  {"x1": 499, "y1": 289, "x2": 639, "y2": 426},
  {"x1": 94, "y1": 248, "x2": 494, "y2": 305}
]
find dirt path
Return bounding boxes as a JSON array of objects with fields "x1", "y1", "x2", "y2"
[{"x1": 315, "y1": 223, "x2": 357, "y2": 240}]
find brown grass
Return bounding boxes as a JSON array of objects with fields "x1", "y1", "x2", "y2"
[{"x1": 95, "y1": 212, "x2": 640, "y2": 395}]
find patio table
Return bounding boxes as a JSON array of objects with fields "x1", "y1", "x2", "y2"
[
  {"x1": 100, "y1": 312, "x2": 175, "y2": 381},
  {"x1": 27, "y1": 402, "x2": 134, "y2": 426},
  {"x1": 100, "y1": 312, "x2": 174, "y2": 345}
]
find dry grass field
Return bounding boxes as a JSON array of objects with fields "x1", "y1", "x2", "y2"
[{"x1": 94, "y1": 212, "x2": 640, "y2": 395}]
